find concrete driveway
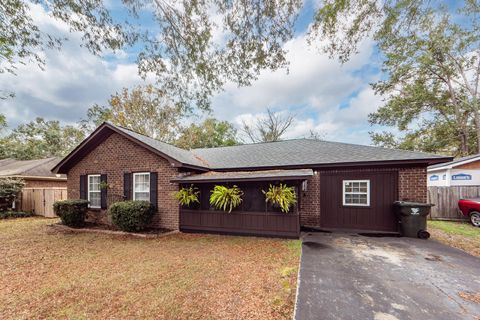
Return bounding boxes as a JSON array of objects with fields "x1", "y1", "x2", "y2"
[{"x1": 295, "y1": 232, "x2": 480, "y2": 320}]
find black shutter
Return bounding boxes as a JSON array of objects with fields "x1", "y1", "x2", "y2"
[
  {"x1": 100, "y1": 174, "x2": 107, "y2": 209},
  {"x1": 124, "y1": 173, "x2": 132, "y2": 200},
  {"x1": 79, "y1": 175, "x2": 87, "y2": 200},
  {"x1": 150, "y1": 172, "x2": 158, "y2": 210}
]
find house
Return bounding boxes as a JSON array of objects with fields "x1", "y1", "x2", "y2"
[
  {"x1": 52, "y1": 122, "x2": 452, "y2": 237},
  {"x1": 428, "y1": 154, "x2": 480, "y2": 186},
  {"x1": 0, "y1": 157, "x2": 67, "y2": 216},
  {"x1": 0, "y1": 157, "x2": 66, "y2": 188}
]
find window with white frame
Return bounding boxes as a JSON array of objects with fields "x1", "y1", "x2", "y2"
[
  {"x1": 133, "y1": 172, "x2": 150, "y2": 201},
  {"x1": 88, "y1": 175, "x2": 101, "y2": 208},
  {"x1": 343, "y1": 180, "x2": 370, "y2": 206}
]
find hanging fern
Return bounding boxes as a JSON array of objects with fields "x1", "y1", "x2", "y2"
[
  {"x1": 174, "y1": 185, "x2": 200, "y2": 207},
  {"x1": 209, "y1": 185, "x2": 243, "y2": 213},
  {"x1": 263, "y1": 183, "x2": 297, "y2": 213}
]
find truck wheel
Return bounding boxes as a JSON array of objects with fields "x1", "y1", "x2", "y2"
[{"x1": 470, "y1": 211, "x2": 480, "y2": 227}]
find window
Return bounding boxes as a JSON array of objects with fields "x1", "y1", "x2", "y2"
[
  {"x1": 343, "y1": 180, "x2": 370, "y2": 206},
  {"x1": 88, "y1": 175, "x2": 101, "y2": 208},
  {"x1": 133, "y1": 172, "x2": 150, "y2": 201}
]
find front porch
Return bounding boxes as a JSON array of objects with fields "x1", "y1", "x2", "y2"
[{"x1": 172, "y1": 169, "x2": 313, "y2": 238}]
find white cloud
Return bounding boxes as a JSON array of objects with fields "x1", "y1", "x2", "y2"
[
  {"x1": 213, "y1": 33, "x2": 383, "y2": 145},
  {"x1": 0, "y1": 3, "x2": 146, "y2": 128},
  {"x1": 0, "y1": 3, "x2": 385, "y2": 146}
]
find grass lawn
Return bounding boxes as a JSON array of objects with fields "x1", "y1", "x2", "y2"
[
  {"x1": 0, "y1": 218, "x2": 301, "y2": 319},
  {"x1": 428, "y1": 220, "x2": 480, "y2": 257}
]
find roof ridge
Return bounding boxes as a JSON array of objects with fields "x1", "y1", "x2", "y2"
[
  {"x1": 192, "y1": 138, "x2": 310, "y2": 151},
  {"x1": 106, "y1": 122, "x2": 190, "y2": 152}
]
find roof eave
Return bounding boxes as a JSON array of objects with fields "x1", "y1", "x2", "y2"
[
  {"x1": 171, "y1": 174, "x2": 313, "y2": 183},
  {"x1": 208, "y1": 157, "x2": 454, "y2": 171}
]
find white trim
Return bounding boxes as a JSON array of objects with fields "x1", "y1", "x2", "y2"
[
  {"x1": 133, "y1": 172, "x2": 150, "y2": 201},
  {"x1": 428, "y1": 156, "x2": 480, "y2": 172},
  {"x1": 87, "y1": 174, "x2": 101, "y2": 208},
  {"x1": 342, "y1": 180, "x2": 370, "y2": 207}
]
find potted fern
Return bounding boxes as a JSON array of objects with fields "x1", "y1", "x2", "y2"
[
  {"x1": 263, "y1": 183, "x2": 297, "y2": 213},
  {"x1": 174, "y1": 185, "x2": 200, "y2": 208},
  {"x1": 209, "y1": 185, "x2": 243, "y2": 213}
]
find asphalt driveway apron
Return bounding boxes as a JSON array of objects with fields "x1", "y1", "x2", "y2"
[{"x1": 295, "y1": 232, "x2": 480, "y2": 320}]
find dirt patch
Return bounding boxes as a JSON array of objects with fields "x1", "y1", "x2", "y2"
[
  {"x1": 429, "y1": 228, "x2": 480, "y2": 257},
  {"x1": 0, "y1": 218, "x2": 300, "y2": 319}
]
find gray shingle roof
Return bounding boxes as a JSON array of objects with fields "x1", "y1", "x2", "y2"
[
  {"x1": 0, "y1": 157, "x2": 66, "y2": 178},
  {"x1": 54, "y1": 123, "x2": 452, "y2": 174},
  {"x1": 191, "y1": 139, "x2": 450, "y2": 170},
  {"x1": 112, "y1": 124, "x2": 208, "y2": 168},
  {"x1": 428, "y1": 153, "x2": 480, "y2": 169},
  {"x1": 173, "y1": 169, "x2": 314, "y2": 183}
]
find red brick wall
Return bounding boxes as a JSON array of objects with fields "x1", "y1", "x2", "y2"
[
  {"x1": 24, "y1": 179, "x2": 67, "y2": 188},
  {"x1": 299, "y1": 173, "x2": 320, "y2": 227},
  {"x1": 299, "y1": 166, "x2": 428, "y2": 228},
  {"x1": 67, "y1": 133, "x2": 180, "y2": 230},
  {"x1": 398, "y1": 166, "x2": 427, "y2": 202}
]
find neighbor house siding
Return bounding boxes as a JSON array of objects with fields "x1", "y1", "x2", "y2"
[
  {"x1": 299, "y1": 166, "x2": 428, "y2": 228},
  {"x1": 67, "y1": 132, "x2": 180, "y2": 230}
]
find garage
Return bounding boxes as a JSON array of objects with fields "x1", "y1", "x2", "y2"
[{"x1": 319, "y1": 170, "x2": 399, "y2": 232}]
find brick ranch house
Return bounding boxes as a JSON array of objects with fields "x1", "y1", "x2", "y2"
[{"x1": 52, "y1": 122, "x2": 452, "y2": 238}]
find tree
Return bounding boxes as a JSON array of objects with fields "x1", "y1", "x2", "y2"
[
  {"x1": 0, "y1": 118, "x2": 85, "y2": 160},
  {"x1": 175, "y1": 118, "x2": 238, "y2": 149},
  {"x1": 241, "y1": 108, "x2": 295, "y2": 143},
  {"x1": 366, "y1": 3, "x2": 480, "y2": 156},
  {"x1": 0, "y1": 114, "x2": 6, "y2": 133},
  {"x1": 80, "y1": 85, "x2": 183, "y2": 142},
  {"x1": 2, "y1": 0, "x2": 301, "y2": 110},
  {"x1": 0, "y1": 177, "x2": 25, "y2": 211}
]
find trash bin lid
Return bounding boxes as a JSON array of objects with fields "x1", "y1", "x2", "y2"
[{"x1": 393, "y1": 201, "x2": 434, "y2": 207}]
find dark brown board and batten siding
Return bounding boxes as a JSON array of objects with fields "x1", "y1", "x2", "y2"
[
  {"x1": 320, "y1": 170, "x2": 399, "y2": 232},
  {"x1": 180, "y1": 210, "x2": 300, "y2": 238}
]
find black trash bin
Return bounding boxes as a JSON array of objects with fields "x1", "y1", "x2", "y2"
[{"x1": 393, "y1": 201, "x2": 433, "y2": 239}]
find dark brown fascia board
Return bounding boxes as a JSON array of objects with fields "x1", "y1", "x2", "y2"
[
  {"x1": 52, "y1": 122, "x2": 209, "y2": 174},
  {"x1": 52, "y1": 123, "x2": 110, "y2": 174},
  {"x1": 207, "y1": 157, "x2": 454, "y2": 172},
  {"x1": 171, "y1": 175, "x2": 313, "y2": 183}
]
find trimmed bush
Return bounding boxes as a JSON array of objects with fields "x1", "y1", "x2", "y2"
[
  {"x1": 53, "y1": 199, "x2": 89, "y2": 228},
  {"x1": 109, "y1": 200, "x2": 155, "y2": 232},
  {"x1": 0, "y1": 211, "x2": 34, "y2": 219}
]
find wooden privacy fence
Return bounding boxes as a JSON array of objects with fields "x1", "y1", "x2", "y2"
[
  {"x1": 427, "y1": 186, "x2": 480, "y2": 220},
  {"x1": 20, "y1": 188, "x2": 67, "y2": 217}
]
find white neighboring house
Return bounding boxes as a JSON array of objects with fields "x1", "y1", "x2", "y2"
[{"x1": 427, "y1": 154, "x2": 480, "y2": 186}]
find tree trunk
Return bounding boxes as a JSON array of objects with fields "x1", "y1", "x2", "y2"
[{"x1": 475, "y1": 110, "x2": 480, "y2": 153}]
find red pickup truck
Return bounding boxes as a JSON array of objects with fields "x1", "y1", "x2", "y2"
[{"x1": 457, "y1": 198, "x2": 480, "y2": 227}]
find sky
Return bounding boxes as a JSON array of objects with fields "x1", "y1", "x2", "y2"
[{"x1": 0, "y1": 1, "x2": 388, "y2": 145}]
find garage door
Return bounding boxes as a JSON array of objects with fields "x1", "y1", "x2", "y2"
[{"x1": 320, "y1": 171, "x2": 399, "y2": 232}]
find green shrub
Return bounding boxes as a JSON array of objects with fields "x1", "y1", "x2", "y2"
[
  {"x1": 53, "y1": 199, "x2": 89, "y2": 227},
  {"x1": 109, "y1": 200, "x2": 155, "y2": 232},
  {"x1": 174, "y1": 185, "x2": 200, "y2": 207},
  {"x1": 0, "y1": 211, "x2": 34, "y2": 219},
  {"x1": 209, "y1": 185, "x2": 243, "y2": 213},
  {"x1": 0, "y1": 177, "x2": 25, "y2": 211},
  {"x1": 263, "y1": 183, "x2": 297, "y2": 213}
]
